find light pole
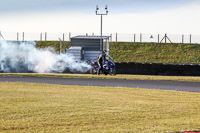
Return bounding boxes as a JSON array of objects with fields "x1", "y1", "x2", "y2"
[{"x1": 95, "y1": 5, "x2": 108, "y2": 51}]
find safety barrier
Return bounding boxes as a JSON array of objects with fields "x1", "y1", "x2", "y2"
[{"x1": 115, "y1": 62, "x2": 200, "y2": 76}]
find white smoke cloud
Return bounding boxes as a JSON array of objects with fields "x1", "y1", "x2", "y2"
[{"x1": 0, "y1": 41, "x2": 91, "y2": 73}]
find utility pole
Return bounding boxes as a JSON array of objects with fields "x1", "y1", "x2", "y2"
[{"x1": 95, "y1": 5, "x2": 108, "y2": 51}]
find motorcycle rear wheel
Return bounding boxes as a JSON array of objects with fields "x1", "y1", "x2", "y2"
[{"x1": 91, "y1": 68, "x2": 97, "y2": 75}]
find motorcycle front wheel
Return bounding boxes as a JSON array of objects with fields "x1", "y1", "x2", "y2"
[{"x1": 109, "y1": 68, "x2": 116, "y2": 75}]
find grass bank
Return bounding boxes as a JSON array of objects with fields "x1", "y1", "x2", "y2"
[
  {"x1": 36, "y1": 41, "x2": 70, "y2": 53},
  {"x1": 110, "y1": 42, "x2": 200, "y2": 63},
  {"x1": 0, "y1": 82, "x2": 200, "y2": 132},
  {"x1": 1, "y1": 73, "x2": 200, "y2": 82},
  {"x1": 35, "y1": 41, "x2": 200, "y2": 63}
]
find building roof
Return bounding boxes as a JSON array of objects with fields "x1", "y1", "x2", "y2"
[{"x1": 72, "y1": 35, "x2": 110, "y2": 40}]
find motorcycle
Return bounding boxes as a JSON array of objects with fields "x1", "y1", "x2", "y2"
[{"x1": 91, "y1": 60, "x2": 116, "y2": 75}]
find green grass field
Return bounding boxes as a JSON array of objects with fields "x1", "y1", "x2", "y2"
[{"x1": 1, "y1": 82, "x2": 200, "y2": 132}]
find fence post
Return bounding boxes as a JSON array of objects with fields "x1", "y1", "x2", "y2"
[
  {"x1": 17, "y1": 32, "x2": 19, "y2": 41},
  {"x1": 40, "y1": 33, "x2": 42, "y2": 41},
  {"x1": 182, "y1": 34, "x2": 184, "y2": 44},
  {"x1": 59, "y1": 38, "x2": 62, "y2": 54},
  {"x1": 165, "y1": 33, "x2": 167, "y2": 43},
  {"x1": 140, "y1": 33, "x2": 142, "y2": 42},
  {"x1": 134, "y1": 34, "x2": 136, "y2": 42},
  {"x1": 69, "y1": 32, "x2": 71, "y2": 42},
  {"x1": 22, "y1": 32, "x2": 24, "y2": 41},
  {"x1": 45, "y1": 32, "x2": 47, "y2": 41},
  {"x1": 63, "y1": 33, "x2": 65, "y2": 41},
  {"x1": 158, "y1": 34, "x2": 160, "y2": 43},
  {"x1": 190, "y1": 34, "x2": 192, "y2": 44},
  {"x1": 116, "y1": 33, "x2": 118, "y2": 42},
  {"x1": 110, "y1": 34, "x2": 112, "y2": 42}
]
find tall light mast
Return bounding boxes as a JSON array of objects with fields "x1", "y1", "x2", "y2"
[{"x1": 95, "y1": 5, "x2": 108, "y2": 51}]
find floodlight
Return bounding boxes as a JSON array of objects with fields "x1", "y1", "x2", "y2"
[
  {"x1": 96, "y1": 5, "x2": 99, "y2": 11},
  {"x1": 95, "y1": 5, "x2": 109, "y2": 51},
  {"x1": 105, "y1": 5, "x2": 108, "y2": 10}
]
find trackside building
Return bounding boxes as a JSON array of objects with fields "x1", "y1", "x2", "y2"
[{"x1": 66, "y1": 36, "x2": 110, "y2": 61}]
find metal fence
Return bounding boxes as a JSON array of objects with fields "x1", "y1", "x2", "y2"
[
  {"x1": 111, "y1": 33, "x2": 200, "y2": 44},
  {"x1": 1, "y1": 31, "x2": 200, "y2": 44}
]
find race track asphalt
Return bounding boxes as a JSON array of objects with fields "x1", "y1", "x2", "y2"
[{"x1": 0, "y1": 76, "x2": 200, "y2": 92}]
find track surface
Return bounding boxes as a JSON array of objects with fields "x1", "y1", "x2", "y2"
[{"x1": 0, "y1": 76, "x2": 200, "y2": 92}]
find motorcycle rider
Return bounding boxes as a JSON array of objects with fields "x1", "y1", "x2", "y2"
[{"x1": 97, "y1": 51, "x2": 107, "y2": 75}]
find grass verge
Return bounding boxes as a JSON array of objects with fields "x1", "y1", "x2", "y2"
[
  {"x1": 0, "y1": 82, "x2": 200, "y2": 132},
  {"x1": 1, "y1": 73, "x2": 200, "y2": 82}
]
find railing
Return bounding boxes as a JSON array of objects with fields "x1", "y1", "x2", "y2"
[{"x1": 0, "y1": 32, "x2": 200, "y2": 44}]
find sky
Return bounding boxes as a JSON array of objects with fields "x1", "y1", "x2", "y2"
[{"x1": 0, "y1": 0, "x2": 200, "y2": 38}]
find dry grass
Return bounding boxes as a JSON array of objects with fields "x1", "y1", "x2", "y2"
[
  {"x1": 1, "y1": 82, "x2": 200, "y2": 132},
  {"x1": 1, "y1": 73, "x2": 200, "y2": 82}
]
